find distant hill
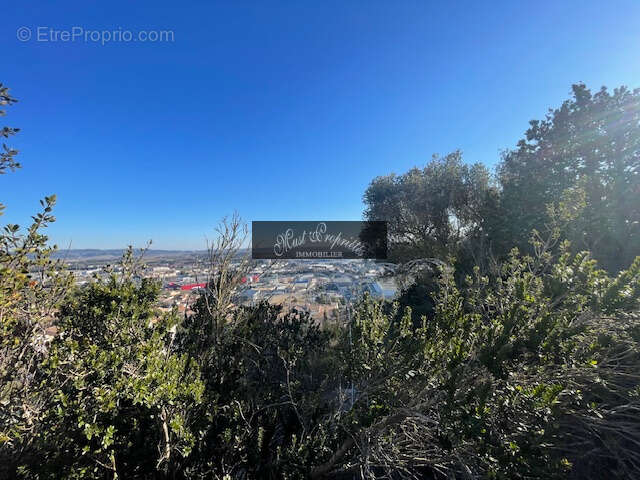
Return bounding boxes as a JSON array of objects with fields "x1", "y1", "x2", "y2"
[{"x1": 51, "y1": 249, "x2": 208, "y2": 261}]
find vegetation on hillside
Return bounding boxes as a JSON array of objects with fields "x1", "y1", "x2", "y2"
[{"x1": 1, "y1": 83, "x2": 639, "y2": 479}]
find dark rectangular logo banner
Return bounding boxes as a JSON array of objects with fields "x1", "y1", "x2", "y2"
[{"x1": 252, "y1": 221, "x2": 387, "y2": 259}]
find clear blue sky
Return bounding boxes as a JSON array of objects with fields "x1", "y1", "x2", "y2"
[{"x1": 3, "y1": 1, "x2": 640, "y2": 249}]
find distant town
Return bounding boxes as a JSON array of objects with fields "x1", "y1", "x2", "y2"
[{"x1": 63, "y1": 250, "x2": 398, "y2": 325}]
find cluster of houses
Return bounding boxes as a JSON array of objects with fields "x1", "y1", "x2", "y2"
[{"x1": 68, "y1": 258, "x2": 398, "y2": 325}]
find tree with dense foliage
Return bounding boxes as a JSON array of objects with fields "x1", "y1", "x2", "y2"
[
  {"x1": 364, "y1": 151, "x2": 495, "y2": 266},
  {"x1": 365, "y1": 84, "x2": 640, "y2": 275},
  {"x1": 497, "y1": 83, "x2": 640, "y2": 272}
]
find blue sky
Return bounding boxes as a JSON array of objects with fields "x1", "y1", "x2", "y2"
[{"x1": 3, "y1": 1, "x2": 640, "y2": 249}]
